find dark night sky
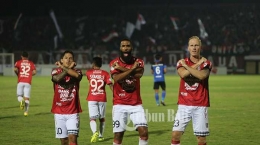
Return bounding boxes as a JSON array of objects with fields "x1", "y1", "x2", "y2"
[{"x1": 0, "y1": 0, "x2": 258, "y2": 17}]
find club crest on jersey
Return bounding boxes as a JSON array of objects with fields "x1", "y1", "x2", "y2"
[
  {"x1": 119, "y1": 76, "x2": 136, "y2": 93},
  {"x1": 65, "y1": 76, "x2": 70, "y2": 82},
  {"x1": 111, "y1": 66, "x2": 115, "y2": 71},
  {"x1": 52, "y1": 69, "x2": 57, "y2": 75}
]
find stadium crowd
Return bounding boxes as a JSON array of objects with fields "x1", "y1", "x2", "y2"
[{"x1": 0, "y1": 3, "x2": 259, "y2": 58}]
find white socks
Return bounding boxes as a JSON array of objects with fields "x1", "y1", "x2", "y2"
[
  {"x1": 25, "y1": 100, "x2": 29, "y2": 112},
  {"x1": 112, "y1": 138, "x2": 148, "y2": 145},
  {"x1": 18, "y1": 96, "x2": 23, "y2": 102},
  {"x1": 139, "y1": 138, "x2": 148, "y2": 145},
  {"x1": 90, "y1": 120, "x2": 97, "y2": 134}
]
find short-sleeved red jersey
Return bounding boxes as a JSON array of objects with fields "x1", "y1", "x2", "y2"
[
  {"x1": 51, "y1": 68, "x2": 83, "y2": 114},
  {"x1": 14, "y1": 59, "x2": 36, "y2": 84},
  {"x1": 109, "y1": 57, "x2": 144, "y2": 106},
  {"x1": 176, "y1": 58, "x2": 212, "y2": 107},
  {"x1": 86, "y1": 69, "x2": 112, "y2": 102}
]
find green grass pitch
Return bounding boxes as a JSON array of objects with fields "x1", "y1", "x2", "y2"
[{"x1": 0, "y1": 75, "x2": 260, "y2": 145}]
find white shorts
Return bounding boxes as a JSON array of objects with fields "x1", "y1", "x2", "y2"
[
  {"x1": 112, "y1": 105, "x2": 148, "y2": 133},
  {"x1": 172, "y1": 105, "x2": 209, "y2": 136},
  {"x1": 88, "y1": 101, "x2": 106, "y2": 120},
  {"x1": 17, "y1": 82, "x2": 31, "y2": 98},
  {"x1": 54, "y1": 113, "x2": 80, "y2": 138}
]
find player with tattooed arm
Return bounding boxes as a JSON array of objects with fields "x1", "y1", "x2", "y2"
[{"x1": 51, "y1": 50, "x2": 83, "y2": 145}]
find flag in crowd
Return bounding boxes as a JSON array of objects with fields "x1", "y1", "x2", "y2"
[
  {"x1": 148, "y1": 37, "x2": 156, "y2": 44},
  {"x1": 14, "y1": 13, "x2": 22, "y2": 30},
  {"x1": 54, "y1": 35, "x2": 58, "y2": 49},
  {"x1": 135, "y1": 14, "x2": 146, "y2": 30},
  {"x1": 49, "y1": 10, "x2": 63, "y2": 39},
  {"x1": 75, "y1": 16, "x2": 88, "y2": 42},
  {"x1": 170, "y1": 17, "x2": 179, "y2": 31},
  {"x1": 102, "y1": 31, "x2": 119, "y2": 42},
  {"x1": 125, "y1": 22, "x2": 135, "y2": 38},
  {"x1": 125, "y1": 13, "x2": 146, "y2": 38},
  {"x1": 197, "y1": 18, "x2": 208, "y2": 39}
]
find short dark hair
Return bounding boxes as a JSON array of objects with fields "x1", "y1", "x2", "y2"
[
  {"x1": 61, "y1": 50, "x2": 74, "y2": 59},
  {"x1": 120, "y1": 38, "x2": 133, "y2": 47},
  {"x1": 22, "y1": 51, "x2": 29, "y2": 57},
  {"x1": 92, "y1": 57, "x2": 102, "y2": 67}
]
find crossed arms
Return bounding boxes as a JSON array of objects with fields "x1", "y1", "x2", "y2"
[
  {"x1": 52, "y1": 61, "x2": 82, "y2": 82},
  {"x1": 112, "y1": 61, "x2": 144, "y2": 83},
  {"x1": 178, "y1": 57, "x2": 210, "y2": 80}
]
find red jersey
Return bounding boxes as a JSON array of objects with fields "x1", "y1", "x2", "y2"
[
  {"x1": 14, "y1": 59, "x2": 36, "y2": 84},
  {"x1": 86, "y1": 69, "x2": 112, "y2": 102},
  {"x1": 176, "y1": 58, "x2": 212, "y2": 107},
  {"x1": 109, "y1": 57, "x2": 144, "y2": 105},
  {"x1": 51, "y1": 68, "x2": 83, "y2": 114}
]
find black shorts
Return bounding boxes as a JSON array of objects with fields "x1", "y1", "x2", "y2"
[{"x1": 153, "y1": 81, "x2": 166, "y2": 90}]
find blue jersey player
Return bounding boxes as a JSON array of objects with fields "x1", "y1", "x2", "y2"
[{"x1": 151, "y1": 54, "x2": 167, "y2": 106}]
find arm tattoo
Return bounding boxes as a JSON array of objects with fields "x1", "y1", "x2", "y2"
[
  {"x1": 62, "y1": 67, "x2": 69, "y2": 72},
  {"x1": 52, "y1": 68, "x2": 68, "y2": 82}
]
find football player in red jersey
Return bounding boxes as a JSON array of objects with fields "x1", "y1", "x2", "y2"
[
  {"x1": 109, "y1": 38, "x2": 148, "y2": 145},
  {"x1": 86, "y1": 57, "x2": 113, "y2": 142},
  {"x1": 14, "y1": 51, "x2": 36, "y2": 116},
  {"x1": 171, "y1": 36, "x2": 212, "y2": 145},
  {"x1": 51, "y1": 50, "x2": 83, "y2": 145}
]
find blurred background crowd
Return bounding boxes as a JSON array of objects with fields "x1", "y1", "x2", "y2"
[{"x1": 0, "y1": 1, "x2": 259, "y2": 65}]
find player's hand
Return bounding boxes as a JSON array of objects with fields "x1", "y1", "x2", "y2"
[
  {"x1": 131, "y1": 60, "x2": 139, "y2": 69},
  {"x1": 113, "y1": 61, "x2": 120, "y2": 69},
  {"x1": 179, "y1": 59, "x2": 187, "y2": 66},
  {"x1": 200, "y1": 57, "x2": 207, "y2": 62},
  {"x1": 55, "y1": 61, "x2": 62, "y2": 67},
  {"x1": 69, "y1": 62, "x2": 77, "y2": 69},
  {"x1": 197, "y1": 57, "x2": 207, "y2": 65}
]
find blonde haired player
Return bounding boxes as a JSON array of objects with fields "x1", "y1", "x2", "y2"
[
  {"x1": 171, "y1": 36, "x2": 212, "y2": 145},
  {"x1": 14, "y1": 51, "x2": 36, "y2": 116}
]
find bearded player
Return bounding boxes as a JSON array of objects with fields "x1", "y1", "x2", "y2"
[
  {"x1": 51, "y1": 50, "x2": 83, "y2": 145},
  {"x1": 14, "y1": 51, "x2": 36, "y2": 116},
  {"x1": 86, "y1": 57, "x2": 113, "y2": 143},
  {"x1": 109, "y1": 38, "x2": 148, "y2": 145}
]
